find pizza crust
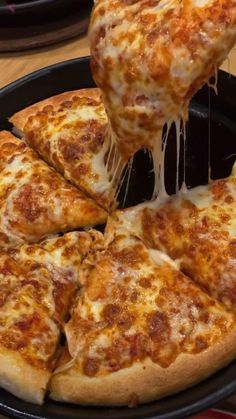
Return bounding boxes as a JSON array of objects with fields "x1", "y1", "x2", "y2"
[
  {"x1": 50, "y1": 325, "x2": 236, "y2": 406},
  {"x1": 0, "y1": 346, "x2": 50, "y2": 405},
  {"x1": 10, "y1": 88, "x2": 102, "y2": 132}
]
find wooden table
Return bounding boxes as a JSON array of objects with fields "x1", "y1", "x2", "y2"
[
  {"x1": 0, "y1": 34, "x2": 90, "y2": 89},
  {"x1": 0, "y1": 34, "x2": 235, "y2": 88}
]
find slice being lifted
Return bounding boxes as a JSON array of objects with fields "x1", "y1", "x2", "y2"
[
  {"x1": 0, "y1": 131, "x2": 106, "y2": 248},
  {"x1": 90, "y1": 0, "x2": 236, "y2": 161},
  {"x1": 0, "y1": 230, "x2": 103, "y2": 404},
  {"x1": 10, "y1": 89, "x2": 119, "y2": 210},
  {"x1": 106, "y1": 163, "x2": 236, "y2": 311},
  {"x1": 50, "y1": 232, "x2": 236, "y2": 406}
]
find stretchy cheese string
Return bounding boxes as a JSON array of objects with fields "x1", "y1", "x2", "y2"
[{"x1": 90, "y1": 0, "x2": 236, "y2": 200}]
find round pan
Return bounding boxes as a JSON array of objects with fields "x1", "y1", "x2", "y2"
[
  {"x1": 0, "y1": 0, "x2": 92, "y2": 16},
  {"x1": 0, "y1": 57, "x2": 236, "y2": 419}
]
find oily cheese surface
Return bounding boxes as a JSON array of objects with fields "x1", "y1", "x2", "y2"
[
  {"x1": 10, "y1": 89, "x2": 117, "y2": 210},
  {"x1": 50, "y1": 232, "x2": 236, "y2": 405},
  {"x1": 0, "y1": 131, "x2": 106, "y2": 248}
]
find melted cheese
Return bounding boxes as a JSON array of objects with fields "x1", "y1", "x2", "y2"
[
  {"x1": 90, "y1": 0, "x2": 236, "y2": 195},
  {"x1": 58, "y1": 233, "x2": 236, "y2": 377},
  {"x1": 0, "y1": 230, "x2": 103, "y2": 370},
  {"x1": 106, "y1": 164, "x2": 236, "y2": 310},
  {"x1": 0, "y1": 131, "x2": 106, "y2": 248},
  {"x1": 20, "y1": 92, "x2": 118, "y2": 210}
]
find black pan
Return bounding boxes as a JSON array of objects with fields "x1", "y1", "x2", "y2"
[
  {"x1": 0, "y1": 0, "x2": 93, "y2": 51},
  {"x1": 0, "y1": 0, "x2": 92, "y2": 17},
  {"x1": 0, "y1": 56, "x2": 236, "y2": 419}
]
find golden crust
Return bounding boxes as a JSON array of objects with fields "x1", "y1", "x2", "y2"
[
  {"x1": 0, "y1": 130, "x2": 15, "y2": 141},
  {"x1": 50, "y1": 325, "x2": 236, "y2": 406},
  {"x1": 10, "y1": 88, "x2": 102, "y2": 132},
  {"x1": 0, "y1": 346, "x2": 50, "y2": 405}
]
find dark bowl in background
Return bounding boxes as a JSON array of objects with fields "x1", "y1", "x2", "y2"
[
  {"x1": 0, "y1": 0, "x2": 93, "y2": 51},
  {"x1": 0, "y1": 0, "x2": 93, "y2": 18},
  {"x1": 0, "y1": 56, "x2": 236, "y2": 419}
]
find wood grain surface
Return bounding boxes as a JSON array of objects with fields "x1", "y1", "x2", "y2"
[{"x1": 0, "y1": 35, "x2": 235, "y2": 89}]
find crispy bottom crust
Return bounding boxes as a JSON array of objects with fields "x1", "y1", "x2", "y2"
[
  {"x1": 50, "y1": 326, "x2": 236, "y2": 406},
  {"x1": 9, "y1": 88, "x2": 102, "y2": 132},
  {"x1": 0, "y1": 347, "x2": 50, "y2": 405}
]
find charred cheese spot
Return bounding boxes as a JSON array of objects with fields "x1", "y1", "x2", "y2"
[
  {"x1": 147, "y1": 311, "x2": 170, "y2": 344},
  {"x1": 83, "y1": 357, "x2": 100, "y2": 377}
]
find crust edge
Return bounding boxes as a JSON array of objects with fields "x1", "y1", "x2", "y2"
[
  {"x1": 9, "y1": 88, "x2": 102, "y2": 132},
  {"x1": 50, "y1": 326, "x2": 236, "y2": 406},
  {"x1": 0, "y1": 346, "x2": 50, "y2": 405}
]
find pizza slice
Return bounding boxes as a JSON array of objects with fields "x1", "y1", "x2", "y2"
[
  {"x1": 50, "y1": 232, "x2": 236, "y2": 406},
  {"x1": 10, "y1": 89, "x2": 120, "y2": 210},
  {"x1": 106, "y1": 163, "x2": 236, "y2": 311},
  {"x1": 0, "y1": 230, "x2": 103, "y2": 404},
  {"x1": 90, "y1": 0, "x2": 236, "y2": 161},
  {"x1": 0, "y1": 131, "x2": 107, "y2": 248}
]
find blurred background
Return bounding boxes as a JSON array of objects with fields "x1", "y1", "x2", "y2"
[{"x1": 0, "y1": 0, "x2": 235, "y2": 88}]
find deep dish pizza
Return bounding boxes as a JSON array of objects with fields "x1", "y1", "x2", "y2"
[
  {"x1": 0, "y1": 0, "x2": 235, "y2": 409},
  {"x1": 0, "y1": 102, "x2": 236, "y2": 407}
]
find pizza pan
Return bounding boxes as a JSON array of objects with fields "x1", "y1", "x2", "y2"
[
  {"x1": 0, "y1": 0, "x2": 92, "y2": 17},
  {"x1": 0, "y1": 0, "x2": 93, "y2": 51},
  {"x1": 0, "y1": 57, "x2": 236, "y2": 419}
]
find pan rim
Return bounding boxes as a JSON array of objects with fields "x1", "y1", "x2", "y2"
[{"x1": 0, "y1": 56, "x2": 236, "y2": 419}]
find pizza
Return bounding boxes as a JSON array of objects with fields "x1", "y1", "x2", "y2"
[
  {"x1": 90, "y1": 0, "x2": 236, "y2": 161},
  {"x1": 50, "y1": 231, "x2": 236, "y2": 406},
  {"x1": 10, "y1": 89, "x2": 121, "y2": 210},
  {"x1": 0, "y1": 230, "x2": 103, "y2": 404},
  {"x1": 0, "y1": 124, "x2": 235, "y2": 406},
  {"x1": 105, "y1": 163, "x2": 236, "y2": 311},
  {"x1": 0, "y1": 0, "x2": 235, "y2": 409},
  {"x1": 0, "y1": 130, "x2": 106, "y2": 248}
]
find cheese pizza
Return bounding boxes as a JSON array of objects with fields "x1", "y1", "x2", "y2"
[
  {"x1": 0, "y1": 0, "x2": 235, "y2": 409},
  {"x1": 0, "y1": 230, "x2": 103, "y2": 404},
  {"x1": 10, "y1": 89, "x2": 120, "y2": 210},
  {"x1": 106, "y1": 163, "x2": 236, "y2": 311},
  {"x1": 0, "y1": 131, "x2": 106, "y2": 248},
  {"x1": 50, "y1": 232, "x2": 236, "y2": 406},
  {"x1": 90, "y1": 0, "x2": 236, "y2": 160}
]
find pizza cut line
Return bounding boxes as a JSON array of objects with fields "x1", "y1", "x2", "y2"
[
  {"x1": 0, "y1": 230, "x2": 103, "y2": 404},
  {"x1": 0, "y1": 128, "x2": 235, "y2": 406},
  {"x1": 50, "y1": 232, "x2": 236, "y2": 406},
  {"x1": 0, "y1": 0, "x2": 235, "y2": 406},
  {"x1": 105, "y1": 163, "x2": 236, "y2": 311}
]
